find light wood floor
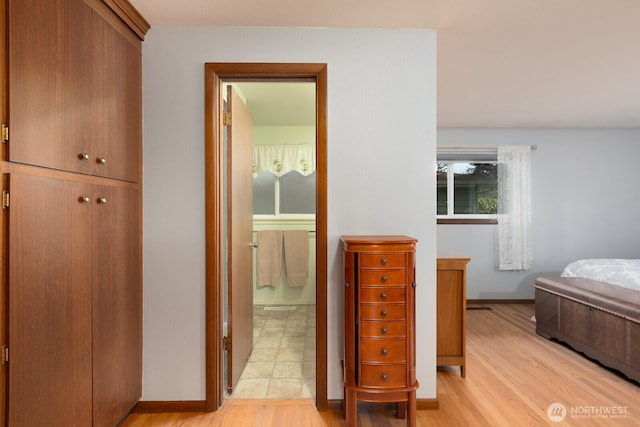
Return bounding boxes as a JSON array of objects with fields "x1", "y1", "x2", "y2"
[{"x1": 122, "y1": 304, "x2": 640, "y2": 426}]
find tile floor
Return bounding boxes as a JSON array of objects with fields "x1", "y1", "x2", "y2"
[{"x1": 227, "y1": 304, "x2": 316, "y2": 399}]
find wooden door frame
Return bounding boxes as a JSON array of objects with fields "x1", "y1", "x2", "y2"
[
  {"x1": 1, "y1": 0, "x2": 8, "y2": 422},
  {"x1": 204, "y1": 63, "x2": 328, "y2": 411}
]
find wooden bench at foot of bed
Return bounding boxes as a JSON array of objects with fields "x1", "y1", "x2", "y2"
[{"x1": 534, "y1": 276, "x2": 640, "y2": 384}]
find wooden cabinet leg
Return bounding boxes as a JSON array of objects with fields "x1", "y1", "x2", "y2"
[
  {"x1": 396, "y1": 401, "x2": 407, "y2": 419},
  {"x1": 461, "y1": 365, "x2": 466, "y2": 377},
  {"x1": 408, "y1": 391, "x2": 417, "y2": 427},
  {"x1": 345, "y1": 389, "x2": 357, "y2": 427}
]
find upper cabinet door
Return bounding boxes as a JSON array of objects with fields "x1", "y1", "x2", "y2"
[
  {"x1": 8, "y1": 0, "x2": 142, "y2": 182},
  {"x1": 90, "y1": 11, "x2": 142, "y2": 183},
  {"x1": 8, "y1": 0, "x2": 93, "y2": 175}
]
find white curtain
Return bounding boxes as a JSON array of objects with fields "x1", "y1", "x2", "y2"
[
  {"x1": 253, "y1": 144, "x2": 315, "y2": 177},
  {"x1": 497, "y1": 145, "x2": 532, "y2": 270}
]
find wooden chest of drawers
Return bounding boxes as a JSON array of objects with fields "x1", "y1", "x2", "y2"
[{"x1": 341, "y1": 235, "x2": 418, "y2": 427}]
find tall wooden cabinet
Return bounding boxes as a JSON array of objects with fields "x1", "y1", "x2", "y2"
[
  {"x1": 1, "y1": 0, "x2": 149, "y2": 425},
  {"x1": 436, "y1": 254, "x2": 470, "y2": 377},
  {"x1": 342, "y1": 236, "x2": 418, "y2": 427}
]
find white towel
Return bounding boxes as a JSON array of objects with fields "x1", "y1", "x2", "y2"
[
  {"x1": 284, "y1": 230, "x2": 309, "y2": 286},
  {"x1": 257, "y1": 230, "x2": 283, "y2": 287}
]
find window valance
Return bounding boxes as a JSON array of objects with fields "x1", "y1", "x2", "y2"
[{"x1": 253, "y1": 144, "x2": 316, "y2": 177}]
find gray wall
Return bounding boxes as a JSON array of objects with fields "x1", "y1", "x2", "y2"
[
  {"x1": 141, "y1": 27, "x2": 437, "y2": 401},
  {"x1": 437, "y1": 128, "x2": 640, "y2": 299}
]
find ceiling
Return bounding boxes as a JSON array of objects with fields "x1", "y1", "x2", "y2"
[{"x1": 130, "y1": 0, "x2": 640, "y2": 128}]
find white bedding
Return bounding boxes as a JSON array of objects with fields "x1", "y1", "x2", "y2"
[{"x1": 561, "y1": 259, "x2": 640, "y2": 292}]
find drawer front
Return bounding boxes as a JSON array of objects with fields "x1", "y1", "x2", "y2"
[
  {"x1": 360, "y1": 364, "x2": 407, "y2": 388},
  {"x1": 360, "y1": 253, "x2": 406, "y2": 269},
  {"x1": 360, "y1": 287, "x2": 405, "y2": 303},
  {"x1": 361, "y1": 321, "x2": 407, "y2": 338},
  {"x1": 361, "y1": 304, "x2": 406, "y2": 321},
  {"x1": 361, "y1": 338, "x2": 406, "y2": 363},
  {"x1": 360, "y1": 270, "x2": 406, "y2": 286}
]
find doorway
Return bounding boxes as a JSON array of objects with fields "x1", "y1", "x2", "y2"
[
  {"x1": 223, "y1": 81, "x2": 317, "y2": 399},
  {"x1": 204, "y1": 63, "x2": 328, "y2": 411}
]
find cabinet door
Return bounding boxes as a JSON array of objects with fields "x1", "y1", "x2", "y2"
[
  {"x1": 8, "y1": 0, "x2": 93, "y2": 175},
  {"x1": 8, "y1": 174, "x2": 93, "y2": 427},
  {"x1": 92, "y1": 184, "x2": 142, "y2": 425},
  {"x1": 8, "y1": 1, "x2": 142, "y2": 182},
  {"x1": 91, "y1": 11, "x2": 142, "y2": 182}
]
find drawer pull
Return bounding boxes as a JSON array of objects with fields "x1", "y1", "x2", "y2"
[
  {"x1": 97, "y1": 157, "x2": 107, "y2": 165},
  {"x1": 380, "y1": 310, "x2": 387, "y2": 318},
  {"x1": 381, "y1": 275, "x2": 388, "y2": 283},
  {"x1": 380, "y1": 258, "x2": 387, "y2": 265},
  {"x1": 381, "y1": 373, "x2": 388, "y2": 381},
  {"x1": 381, "y1": 348, "x2": 388, "y2": 356},
  {"x1": 381, "y1": 327, "x2": 388, "y2": 335},
  {"x1": 79, "y1": 196, "x2": 90, "y2": 203},
  {"x1": 78, "y1": 153, "x2": 89, "y2": 160},
  {"x1": 380, "y1": 292, "x2": 387, "y2": 300},
  {"x1": 345, "y1": 282, "x2": 350, "y2": 288}
]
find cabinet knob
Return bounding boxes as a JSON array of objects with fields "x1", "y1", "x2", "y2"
[
  {"x1": 380, "y1": 292, "x2": 387, "y2": 300},
  {"x1": 381, "y1": 327, "x2": 388, "y2": 335},
  {"x1": 97, "y1": 157, "x2": 107, "y2": 165},
  {"x1": 78, "y1": 153, "x2": 89, "y2": 160},
  {"x1": 412, "y1": 282, "x2": 417, "y2": 288},
  {"x1": 97, "y1": 197, "x2": 107, "y2": 205},
  {"x1": 381, "y1": 373, "x2": 388, "y2": 381},
  {"x1": 345, "y1": 282, "x2": 350, "y2": 288},
  {"x1": 380, "y1": 275, "x2": 387, "y2": 283},
  {"x1": 380, "y1": 310, "x2": 387, "y2": 318},
  {"x1": 78, "y1": 196, "x2": 90, "y2": 203},
  {"x1": 380, "y1": 258, "x2": 387, "y2": 265},
  {"x1": 381, "y1": 348, "x2": 388, "y2": 356}
]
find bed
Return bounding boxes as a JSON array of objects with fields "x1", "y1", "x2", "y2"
[{"x1": 534, "y1": 259, "x2": 640, "y2": 383}]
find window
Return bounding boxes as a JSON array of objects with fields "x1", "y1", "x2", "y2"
[
  {"x1": 437, "y1": 145, "x2": 534, "y2": 267},
  {"x1": 253, "y1": 171, "x2": 316, "y2": 217},
  {"x1": 437, "y1": 148, "x2": 498, "y2": 223},
  {"x1": 253, "y1": 173, "x2": 276, "y2": 214}
]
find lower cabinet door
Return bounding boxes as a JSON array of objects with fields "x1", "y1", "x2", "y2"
[
  {"x1": 92, "y1": 184, "x2": 142, "y2": 425},
  {"x1": 8, "y1": 174, "x2": 93, "y2": 427}
]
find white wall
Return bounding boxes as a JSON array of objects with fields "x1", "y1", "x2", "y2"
[
  {"x1": 142, "y1": 27, "x2": 437, "y2": 401},
  {"x1": 254, "y1": 126, "x2": 315, "y2": 146},
  {"x1": 437, "y1": 128, "x2": 640, "y2": 299}
]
